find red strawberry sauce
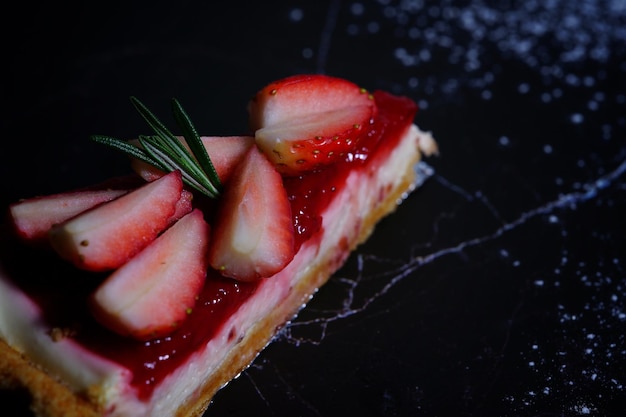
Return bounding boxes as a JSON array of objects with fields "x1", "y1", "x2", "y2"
[{"x1": 2, "y1": 91, "x2": 417, "y2": 400}]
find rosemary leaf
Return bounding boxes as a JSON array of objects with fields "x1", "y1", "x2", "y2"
[
  {"x1": 130, "y1": 97, "x2": 178, "y2": 143},
  {"x1": 139, "y1": 136, "x2": 220, "y2": 198},
  {"x1": 92, "y1": 97, "x2": 223, "y2": 199},
  {"x1": 91, "y1": 135, "x2": 158, "y2": 167},
  {"x1": 139, "y1": 139, "x2": 209, "y2": 195},
  {"x1": 171, "y1": 98, "x2": 222, "y2": 192}
]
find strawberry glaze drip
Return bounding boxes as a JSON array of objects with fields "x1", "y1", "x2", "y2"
[{"x1": 2, "y1": 91, "x2": 417, "y2": 400}]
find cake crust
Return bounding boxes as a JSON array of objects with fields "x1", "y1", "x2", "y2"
[{"x1": 0, "y1": 338, "x2": 100, "y2": 417}]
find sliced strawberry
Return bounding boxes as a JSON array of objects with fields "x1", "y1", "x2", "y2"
[
  {"x1": 129, "y1": 159, "x2": 164, "y2": 182},
  {"x1": 171, "y1": 189, "x2": 194, "y2": 222},
  {"x1": 7, "y1": 175, "x2": 144, "y2": 243},
  {"x1": 199, "y1": 136, "x2": 255, "y2": 184},
  {"x1": 90, "y1": 209, "x2": 209, "y2": 341},
  {"x1": 208, "y1": 147, "x2": 294, "y2": 281},
  {"x1": 130, "y1": 135, "x2": 254, "y2": 185},
  {"x1": 254, "y1": 104, "x2": 374, "y2": 174},
  {"x1": 48, "y1": 170, "x2": 184, "y2": 271},
  {"x1": 8, "y1": 188, "x2": 129, "y2": 243},
  {"x1": 248, "y1": 74, "x2": 374, "y2": 129},
  {"x1": 248, "y1": 74, "x2": 377, "y2": 175}
]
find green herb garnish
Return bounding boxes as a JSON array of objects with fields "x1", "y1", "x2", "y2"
[{"x1": 91, "y1": 97, "x2": 222, "y2": 198}]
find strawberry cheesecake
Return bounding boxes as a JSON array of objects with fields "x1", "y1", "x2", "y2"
[{"x1": 0, "y1": 74, "x2": 437, "y2": 417}]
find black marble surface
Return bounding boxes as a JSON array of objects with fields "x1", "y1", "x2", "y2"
[{"x1": 2, "y1": 1, "x2": 626, "y2": 416}]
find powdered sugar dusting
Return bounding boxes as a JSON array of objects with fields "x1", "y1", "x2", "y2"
[
  {"x1": 345, "y1": 0, "x2": 626, "y2": 111},
  {"x1": 256, "y1": 1, "x2": 626, "y2": 414}
]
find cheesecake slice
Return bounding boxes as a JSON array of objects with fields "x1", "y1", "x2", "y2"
[{"x1": 0, "y1": 75, "x2": 437, "y2": 417}]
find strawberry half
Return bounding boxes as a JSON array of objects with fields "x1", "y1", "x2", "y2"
[
  {"x1": 130, "y1": 135, "x2": 254, "y2": 185},
  {"x1": 49, "y1": 170, "x2": 187, "y2": 271},
  {"x1": 198, "y1": 136, "x2": 255, "y2": 184},
  {"x1": 7, "y1": 175, "x2": 143, "y2": 244},
  {"x1": 208, "y1": 147, "x2": 295, "y2": 281},
  {"x1": 8, "y1": 188, "x2": 129, "y2": 243},
  {"x1": 90, "y1": 209, "x2": 209, "y2": 341},
  {"x1": 172, "y1": 189, "x2": 194, "y2": 221},
  {"x1": 248, "y1": 74, "x2": 377, "y2": 175}
]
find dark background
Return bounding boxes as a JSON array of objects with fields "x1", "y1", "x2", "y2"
[{"x1": 2, "y1": 1, "x2": 625, "y2": 416}]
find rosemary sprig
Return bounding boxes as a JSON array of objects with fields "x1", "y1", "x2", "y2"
[{"x1": 91, "y1": 97, "x2": 222, "y2": 198}]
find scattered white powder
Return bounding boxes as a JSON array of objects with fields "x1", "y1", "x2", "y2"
[
  {"x1": 284, "y1": 1, "x2": 626, "y2": 413},
  {"x1": 571, "y1": 113, "x2": 585, "y2": 124},
  {"x1": 333, "y1": 0, "x2": 626, "y2": 121},
  {"x1": 357, "y1": 1, "x2": 626, "y2": 413},
  {"x1": 288, "y1": 7, "x2": 304, "y2": 22}
]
